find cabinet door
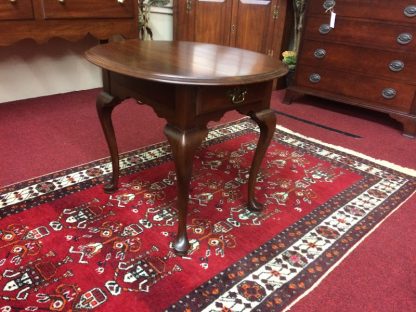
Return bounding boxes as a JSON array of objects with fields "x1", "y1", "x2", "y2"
[
  {"x1": 176, "y1": 0, "x2": 233, "y2": 45},
  {"x1": 195, "y1": 0, "x2": 233, "y2": 45},
  {"x1": 41, "y1": 0, "x2": 135, "y2": 19},
  {"x1": 174, "y1": 0, "x2": 288, "y2": 58},
  {"x1": 230, "y1": 0, "x2": 278, "y2": 54}
]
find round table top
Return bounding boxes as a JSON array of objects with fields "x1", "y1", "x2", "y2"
[{"x1": 85, "y1": 40, "x2": 288, "y2": 86}]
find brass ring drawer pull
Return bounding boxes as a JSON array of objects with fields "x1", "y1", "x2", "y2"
[
  {"x1": 319, "y1": 24, "x2": 331, "y2": 35},
  {"x1": 227, "y1": 87, "x2": 248, "y2": 105},
  {"x1": 382, "y1": 88, "x2": 397, "y2": 99},
  {"x1": 314, "y1": 48, "x2": 326, "y2": 59},
  {"x1": 309, "y1": 73, "x2": 321, "y2": 83},
  {"x1": 397, "y1": 33, "x2": 413, "y2": 45},
  {"x1": 404, "y1": 5, "x2": 416, "y2": 17},
  {"x1": 389, "y1": 60, "x2": 405, "y2": 72}
]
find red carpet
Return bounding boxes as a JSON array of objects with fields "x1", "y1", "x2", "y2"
[{"x1": 0, "y1": 89, "x2": 415, "y2": 311}]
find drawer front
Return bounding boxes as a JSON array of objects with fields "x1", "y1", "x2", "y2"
[
  {"x1": 41, "y1": 0, "x2": 135, "y2": 19},
  {"x1": 304, "y1": 15, "x2": 416, "y2": 53},
  {"x1": 299, "y1": 40, "x2": 416, "y2": 84},
  {"x1": 196, "y1": 83, "x2": 269, "y2": 115},
  {"x1": 295, "y1": 64, "x2": 415, "y2": 113},
  {"x1": 0, "y1": 0, "x2": 34, "y2": 21},
  {"x1": 308, "y1": 0, "x2": 416, "y2": 24}
]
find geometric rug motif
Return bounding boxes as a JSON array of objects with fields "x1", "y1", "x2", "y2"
[{"x1": 0, "y1": 119, "x2": 415, "y2": 311}]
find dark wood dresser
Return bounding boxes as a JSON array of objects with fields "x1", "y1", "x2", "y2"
[
  {"x1": 173, "y1": 0, "x2": 289, "y2": 59},
  {"x1": 285, "y1": 0, "x2": 416, "y2": 137},
  {"x1": 0, "y1": 0, "x2": 138, "y2": 46}
]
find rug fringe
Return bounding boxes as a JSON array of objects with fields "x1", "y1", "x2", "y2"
[{"x1": 276, "y1": 125, "x2": 416, "y2": 177}]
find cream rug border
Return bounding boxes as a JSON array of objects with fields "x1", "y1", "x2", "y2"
[{"x1": 275, "y1": 124, "x2": 416, "y2": 177}]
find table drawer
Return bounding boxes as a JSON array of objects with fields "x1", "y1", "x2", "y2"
[
  {"x1": 0, "y1": 0, "x2": 34, "y2": 21},
  {"x1": 196, "y1": 82, "x2": 269, "y2": 115},
  {"x1": 295, "y1": 64, "x2": 415, "y2": 113},
  {"x1": 304, "y1": 15, "x2": 416, "y2": 53},
  {"x1": 308, "y1": 0, "x2": 416, "y2": 24},
  {"x1": 41, "y1": 0, "x2": 135, "y2": 19},
  {"x1": 299, "y1": 40, "x2": 416, "y2": 84}
]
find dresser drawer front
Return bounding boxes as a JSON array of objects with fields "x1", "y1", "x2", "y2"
[
  {"x1": 308, "y1": 0, "x2": 416, "y2": 24},
  {"x1": 295, "y1": 65, "x2": 415, "y2": 112},
  {"x1": 305, "y1": 16, "x2": 416, "y2": 52},
  {"x1": 196, "y1": 83, "x2": 269, "y2": 115},
  {"x1": 299, "y1": 40, "x2": 416, "y2": 84},
  {"x1": 41, "y1": 0, "x2": 135, "y2": 19},
  {"x1": 0, "y1": 0, "x2": 34, "y2": 21}
]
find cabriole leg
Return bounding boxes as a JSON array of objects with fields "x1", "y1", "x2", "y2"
[
  {"x1": 246, "y1": 109, "x2": 276, "y2": 212},
  {"x1": 164, "y1": 124, "x2": 208, "y2": 255},
  {"x1": 96, "y1": 91, "x2": 122, "y2": 193}
]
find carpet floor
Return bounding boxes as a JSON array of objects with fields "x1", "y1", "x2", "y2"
[{"x1": 0, "y1": 89, "x2": 415, "y2": 311}]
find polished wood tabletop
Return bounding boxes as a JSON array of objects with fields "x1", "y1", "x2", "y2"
[
  {"x1": 86, "y1": 40, "x2": 288, "y2": 255},
  {"x1": 85, "y1": 39, "x2": 287, "y2": 85}
]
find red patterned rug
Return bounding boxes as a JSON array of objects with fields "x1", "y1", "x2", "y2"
[{"x1": 0, "y1": 119, "x2": 415, "y2": 311}]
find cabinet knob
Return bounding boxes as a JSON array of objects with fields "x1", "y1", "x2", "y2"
[
  {"x1": 389, "y1": 60, "x2": 405, "y2": 72},
  {"x1": 397, "y1": 33, "x2": 413, "y2": 45},
  {"x1": 117, "y1": 0, "x2": 125, "y2": 3},
  {"x1": 319, "y1": 24, "x2": 331, "y2": 35},
  {"x1": 314, "y1": 48, "x2": 326, "y2": 59},
  {"x1": 382, "y1": 88, "x2": 397, "y2": 100},
  {"x1": 323, "y1": 0, "x2": 336, "y2": 11},
  {"x1": 404, "y1": 5, "x2": 416, "y2": 17},
  {"x1": 58, "y1": 0, "x2": 65, "y2": 3},
  {"x1": 9, "y1": 0, "x2": 17, "y2": 3},
  {"x1": 309, "y1": 73, "x2": 321, "y2": 83}
]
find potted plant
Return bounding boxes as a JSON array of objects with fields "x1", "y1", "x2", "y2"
[
  {"x1": 282, "y1": 50, "x2": 297, "y2": 71},
  {"x1": 282, "y1": 0, "x2": 306, "y2": 85},
  {"x1": 138, "y1": 0, "x2": 170, "y2": 40},
  {"x1": 282, "y1": 50, "x2": 297, "y2": 85}
]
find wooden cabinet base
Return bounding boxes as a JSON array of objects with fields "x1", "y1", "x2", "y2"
[
  {"x1": 284, "y1": 87, "x2": 416, "y2": 138},
  {"x1": 290, "y1": 1, "x2": 416, "y2": 139},
  {"x1": 0, "y1": 0, "x2": 138, "y2": 46}
]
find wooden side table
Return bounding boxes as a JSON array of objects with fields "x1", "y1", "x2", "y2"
[{"x1": 85, "y1": 40, "x2": 288, "y2": 255}]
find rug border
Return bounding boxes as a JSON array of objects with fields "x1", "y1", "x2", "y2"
[
  {"x1": 275, "y1": 125, "x2": 416, "y2": 177},
  {"x1": 283, "y1": 188, "x2": 416, "y2": 312},
  {"x1": 279, "y1": 122, "x2": 416, "y2": 311}
]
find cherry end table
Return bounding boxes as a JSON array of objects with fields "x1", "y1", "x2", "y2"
[{"x1": 85, "y1": 40, "x2": 288, "y2": 255}]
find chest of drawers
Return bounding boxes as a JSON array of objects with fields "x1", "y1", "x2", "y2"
[
  {"x1": 0, "y1": 0, "x2": 138, "y2": 46},
  {"x1": 284, "y1": 0, "x2": 416, "y2": 137}
]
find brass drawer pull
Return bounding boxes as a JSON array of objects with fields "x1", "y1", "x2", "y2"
[
  {"x1": 382, "y1": 88, "x2": 397, "y2": 99},
  {"x1": 319, "y1": 24, "x2": 331, "y2": 35},
  {"x1": 389, "y1": 60, "x2": 405, "y2": 72},
  {"x1": 397, "y1": 33, "x2": 413, "y2": 45},
  {"x1": 404, "y1": 5, "x2": 416, "y2": 17},
  {"x1": 314, "y1": 48, "x2": 326, "y2": 59},
  {"x1": 309, "y1": 73, "x2": 321, "y2": 83},
  {"x1": 227, "y1": 87, "x2": 248, "y2": 105}
]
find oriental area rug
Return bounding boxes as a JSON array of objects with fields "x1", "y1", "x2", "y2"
[{"x1": 0, "y1": 119, "x2": 415, "y2": 311}]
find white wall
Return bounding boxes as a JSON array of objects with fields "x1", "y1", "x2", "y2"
[{"x1": 0, "y1": 9, "x2": 173, "y2": 104}]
